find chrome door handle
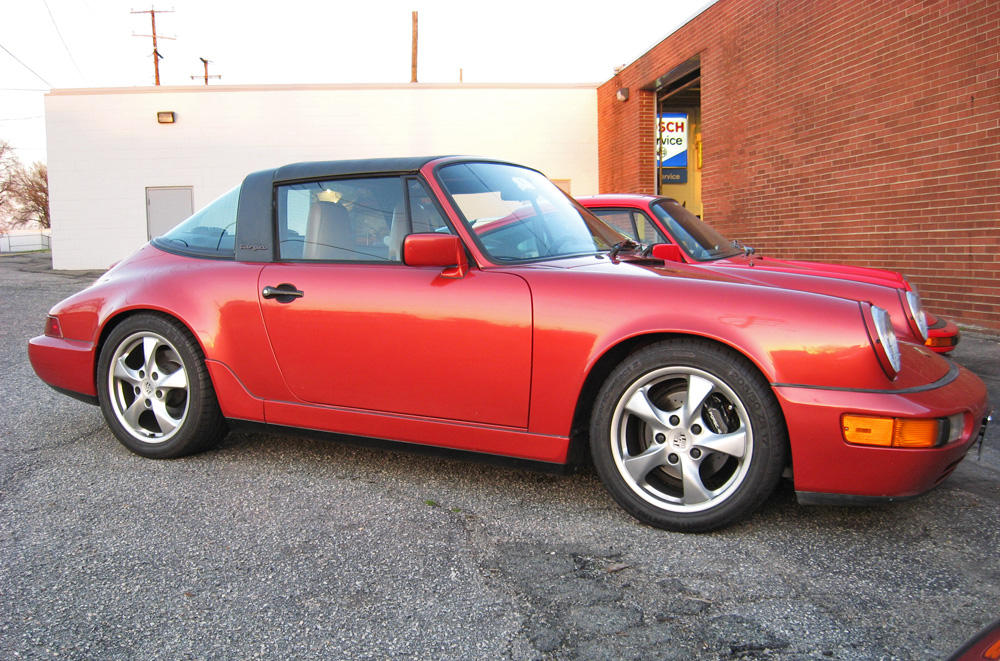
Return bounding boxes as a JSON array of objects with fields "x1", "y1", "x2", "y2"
[{"x1": 262, "y1": 284, "x2": 304, "y2": 300}]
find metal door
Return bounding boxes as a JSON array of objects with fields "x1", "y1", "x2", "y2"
[{"x1": 146, "y1": 187, "x2": 193, "y2": 239}]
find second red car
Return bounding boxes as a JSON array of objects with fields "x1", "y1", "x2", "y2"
[{"x1": 578, "y1": 194, "x2": 959, "y2": 353}]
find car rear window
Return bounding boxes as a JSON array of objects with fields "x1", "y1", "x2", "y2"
[{"x1": 153, "y1": 185, "x2": 240, "y2": 258}]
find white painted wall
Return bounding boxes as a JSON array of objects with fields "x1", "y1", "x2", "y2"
[{"x1": 45, "y1": 83, "x2": 598, "y2": 270}]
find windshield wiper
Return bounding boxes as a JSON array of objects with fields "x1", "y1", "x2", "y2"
[
  {"x1": 608, "y1": 239, "x2": 643, "y2": 260},
  {"x1": 731, "y1": 239, "x2": 755, "y2": 256}
]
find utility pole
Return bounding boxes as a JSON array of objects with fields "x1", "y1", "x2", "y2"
[
  {"x1": 190, "y1": 58, "x2": 221, "y2": 85},
  {"x1": 411, "y1": 11, "x2": 418, "y2": 83},
  {"x1": 132, "y1": 8, "x2": 175, "y2": 86}
]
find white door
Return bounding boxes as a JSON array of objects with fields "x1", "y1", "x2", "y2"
[{"x1": 146, "y1": 187, "x2": 193, "y2": 239}]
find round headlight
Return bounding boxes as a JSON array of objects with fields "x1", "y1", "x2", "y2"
[
  {"x1": 905, "y1": 285, "x2": 929, "y2": 341},
  {"x1": 871, "y1": 305, "x2": 901, "y2": 374}
]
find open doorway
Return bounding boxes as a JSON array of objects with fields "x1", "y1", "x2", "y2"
[{"x1": 653, "y1": 56, "x2": 702, "y2": 217}]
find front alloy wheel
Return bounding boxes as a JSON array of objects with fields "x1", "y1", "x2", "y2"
[
  {"x1": 591, "y1": 339, "x2": 786, "y2": 532},
  {"x1": 611, "y1": 366, "x2": 752, "y2": 512}
]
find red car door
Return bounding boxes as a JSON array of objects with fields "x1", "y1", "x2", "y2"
[
  {"x1": 257, "y1": 175, "x2": 532, "y2": 429},
  {"x1": 257, "y1": 263, "x2": 532, "y2": 427}
]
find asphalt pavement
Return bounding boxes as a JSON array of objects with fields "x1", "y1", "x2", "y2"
[{"x1": 1, "y1": 251, "x2": 997, "y2": 660}]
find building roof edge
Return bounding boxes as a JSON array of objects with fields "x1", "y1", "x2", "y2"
[{"x1": 46, "y1": 82, "x2": 601, "y2": 97}]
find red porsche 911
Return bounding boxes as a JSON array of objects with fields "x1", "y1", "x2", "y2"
[
  {"x1": 29, "y1": 157, "x2": 990, "y2": 532},
  {"x1": 578, "y1": 194, "x2": 960, "y2": 353}
]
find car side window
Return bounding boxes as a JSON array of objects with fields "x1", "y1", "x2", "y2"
[
  {"x1": 593, "y1": 209, "x2": 635, "y2": 239},
  {"x1": 407, "y1": 180, "x2": 450, "y2": 233},
  {"x1": 156, "y1": 185, "x2": 240, "y2": 258},
  {"x1": 277, "y1": 177, "x2": 404, "y2": 262},
  {"x1": 632, "y1": 210, "x2": 666, "y2": 244},
  {"x1": 591, "y1": 208, "x2": 666, "y2": 245},
  {"x1": 384, "y1": 179, "x2": 454, "y2": 260}
]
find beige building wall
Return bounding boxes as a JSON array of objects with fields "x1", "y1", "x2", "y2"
[{"x1": 45, "y1": 83, "x2": 598, "y2": 270}]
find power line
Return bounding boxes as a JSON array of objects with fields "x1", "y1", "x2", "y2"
[
  {"x1": 0, "y1": 43, "x2": 53, "y2": 88},
  {"x1": 42, "y1": 0, "x2": 89, "y2": 85}
]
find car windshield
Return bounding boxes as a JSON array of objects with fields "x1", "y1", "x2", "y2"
[
  {"x1": 650, "y1": 199, "x2": 743, "y2": 261},
  {"x1": 437, "y1": 162, "x2": 625, "y2": 263}
]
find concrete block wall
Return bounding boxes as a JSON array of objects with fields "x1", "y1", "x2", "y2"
[
  {"x1": 599, "y1": 0, "x2": 1000, "y2": 332},
  {"x1": 46, "y1": 83, "x2": 598, "y2": 270}
]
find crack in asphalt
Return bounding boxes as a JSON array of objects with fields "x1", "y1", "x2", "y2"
[{"x1": 0, "y1": 420, "x2": 107, "y2": 503}]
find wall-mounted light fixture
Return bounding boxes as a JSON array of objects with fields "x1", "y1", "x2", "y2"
[
  {"x1": 157, "y1": 111, "x2": 176, "y2": 124},
  {"x1": 616, "y1": 88, "x2": 629, "y2": 102}
]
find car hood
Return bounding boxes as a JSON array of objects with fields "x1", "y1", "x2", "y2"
[
  {"x1": 703, "y1": 253, "x2": 908, "y2": 290},
  {"x1": 520, "y1": 253, "x2": 761, "y2": 285},
  {"x1": 688, "y1": 254, "x2": 922, "y2": 325},
  {"x1": 521, "y1": 253, "x2": 905, "y2": 292},
  {"x1": 517, "y1": 253, "x2": 924, "y2": 342}
]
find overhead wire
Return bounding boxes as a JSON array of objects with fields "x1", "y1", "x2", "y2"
[
  {"x1": 42, "y1": 0, "x2": 89, "y2": 85},
  {"x1": 0, "y1": 43, "x2": 53, "y2": 88}
]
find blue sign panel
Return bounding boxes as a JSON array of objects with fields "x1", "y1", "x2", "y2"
[
  {"x1": 661, "y1": 169, "x2": 688, "y2": 184},
  {"x1": 656, "y1": 113, "x2": 688, "y2": 168}
]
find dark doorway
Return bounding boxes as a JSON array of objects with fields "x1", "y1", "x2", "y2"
[{"x1": 652, "y1": 56, "x2": 702, "y2": 216}]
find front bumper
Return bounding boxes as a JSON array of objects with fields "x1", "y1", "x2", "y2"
[
  {"x1": 775, "y1": 360, "x2": 989, "y2": 500},
  {"x1": 926, "y1": 315, "x2": 960, "y2": 353}
]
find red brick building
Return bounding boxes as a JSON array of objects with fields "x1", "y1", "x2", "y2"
[{"x1": 598, "y1": 0, "x2": 999, "y2": 333}]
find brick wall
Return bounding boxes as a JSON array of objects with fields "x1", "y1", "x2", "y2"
[{"x1": 599, "y1": 0, "x2": 1000, "y2": 332}]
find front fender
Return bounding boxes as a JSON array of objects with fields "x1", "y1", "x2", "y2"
[{"x1": 520, "y1": 264, "x2": 940, "y2": 437}]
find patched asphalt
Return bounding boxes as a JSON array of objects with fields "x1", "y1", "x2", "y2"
[{"x1": 1, "y1": 251, "x2": 997, "y2": 660}]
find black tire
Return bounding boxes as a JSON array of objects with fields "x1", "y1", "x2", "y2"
[
  {"x1": 96, "y1": 313, "x2": 228, "y2": 458},
  {"x1": 590, "y1": 338, "x2": 787, "y2": 533}
]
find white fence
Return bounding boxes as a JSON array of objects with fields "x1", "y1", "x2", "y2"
[{"x1": 0, "y1": 230, "x2": 51, "y2": 253}]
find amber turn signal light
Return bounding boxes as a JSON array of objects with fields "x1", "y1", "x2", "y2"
[
  {"x1": 926, "y1": 336, "x2": 958, "y2": 348},
  {"x1": 985, "y1": 634, "x2": 1000, "y2": 660},
  {"x1": 983, "y1": 638, "x2": 1000, "y2": 660},
  {"x1": 842, "y1": 415, "x2": 943, "y2": 448}
]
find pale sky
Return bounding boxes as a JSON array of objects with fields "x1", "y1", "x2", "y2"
[{"x1": 2, "y1": 0, "x2": 714, "y2": 163}]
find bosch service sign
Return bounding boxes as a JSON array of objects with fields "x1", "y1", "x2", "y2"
[{"x1": 656, "y1": 113, "x2": 688, "y2": 168}]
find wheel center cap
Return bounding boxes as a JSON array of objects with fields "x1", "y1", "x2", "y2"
[
  {"x1": 668, "y1": 429, "x2": 691, "y2": 451},
  {"x1": 143, "y1": 381, "x2": 154, "y2": 396}
]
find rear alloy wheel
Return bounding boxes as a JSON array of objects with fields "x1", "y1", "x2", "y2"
[
  {"x1": 591, "y1": 339, "x2": 786, "y2": 532},
  {"x1": 97, "y1": 314, "x2": 227, "y2": 458}
]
